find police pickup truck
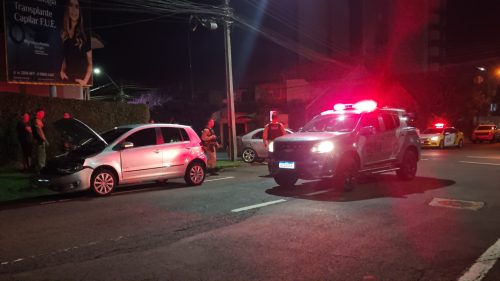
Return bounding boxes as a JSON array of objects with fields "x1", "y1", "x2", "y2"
[{"x1": 267, "y1": 100, "x2": 421, "y2": 190}]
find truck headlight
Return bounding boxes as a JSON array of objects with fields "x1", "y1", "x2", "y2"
[
  {"x1": 268, "y1": 141, "x2": 274, "y2": 153},
  {"x1": 311, "y1": 141, "x2": 334, "y2": 153},
  {"x1": 430, "y1": 136, "x2": 439, "y2": 141}
]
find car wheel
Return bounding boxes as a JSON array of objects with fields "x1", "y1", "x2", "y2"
[
  {"x1": 91, "y1": 168, "x2": 116, "y2": 196},
  {"x1": 396, "y1": 150, "x2": 417, "y2": 181},
  {"x1": 457, "y1": 139, "x2": 464, "y2": 148},
  {"x1": 334, "y1": 156, "x2": 359, "y2": 191},
  {"x1": 273, "y1": 173, "x2": 298, "y2": 187},
  {"x1": 439, "y1": 140, "x2": 444, "y2": 149},
  {"x1": 184, "y1": 161, "x2": 205, "y2": 186},
  {"x1": 242, "y1": 148, "x2": 257, "y2": 163}
]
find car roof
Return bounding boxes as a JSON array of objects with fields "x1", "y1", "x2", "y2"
[{"x1": 115, "y1": 123, "x2": 192, "y2": 130}]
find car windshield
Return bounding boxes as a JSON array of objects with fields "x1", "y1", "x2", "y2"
[
  {"x1": 302, "y1": 114, "x2": 360, "y2": 132},
  {"x1": 70, "y1": 127, "x2": 132, "y2": 157},
  {"x1": 422, "y1": 128, "x2": 443, "y2": 134},
  {"x1": 100, "y1": 127, "x2": 132, "y2": 144}
]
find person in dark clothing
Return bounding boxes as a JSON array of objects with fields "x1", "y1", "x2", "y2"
[
  {"x1": 32, "y1": 108, "x2": 49, "y2": 173},
  {"x1": 17, "y1": 113, "x2": 33, "y2": 172},
  {"x1": 59, "y1": 0, "x2": 92, "y2": 86},
  {"x1": 263, "y1": 112, "x2": 286, "y2": 148}
]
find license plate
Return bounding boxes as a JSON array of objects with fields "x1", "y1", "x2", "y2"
[{"x1": 279, "y1": 161, "x2": 295, "y2": 169}]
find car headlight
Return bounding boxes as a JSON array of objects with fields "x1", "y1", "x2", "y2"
[
  {"x1": 311, "y1": 141, "x2": 334, "y2": 153},
  {"x1": 57, "y1": 163, "x2": 84, "y2": 175},
  {"x1": 268, "y1": 141, "x2": 274, "y2": 153},
  {"x1": 430, "y1": 136, "x2": 439, "y2": 141}
]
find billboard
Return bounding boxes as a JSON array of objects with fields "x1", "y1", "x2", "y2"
[{"x1": 3, "y1": 0, "x2": 92, "y2": 86}]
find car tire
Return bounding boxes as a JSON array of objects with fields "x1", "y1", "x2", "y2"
[
  {"x1": 184, "y1": 161, "x2": 205, "y2": 186},
  {"x1": 242, "y1": 148, "x2": 257, "y2": 163},
  {"x1": 333, "y1": 156, "x2": 359, "y2": 191},
  {"x1": 457, "y1": 139, "x2": 464, "y2": 148},
  {"x1": 396, "y1": 150, "x2": 417, "y2": 181},
  {"x1": 91, "y1": 168, "x2": 116, "y2": 196},
  {"x1": 273, "y1": 173, "x2": 298, "y2": 187},
  {"x1": 439, "y1": 140, "x2": 444, "y2": 149}
]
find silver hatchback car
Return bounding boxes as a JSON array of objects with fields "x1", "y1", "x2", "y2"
[
  {"x1": 240, "y1": 128, "x2": 293, "y2": 163},
  {"x1": 36, "y1": 118, "x2": 207, "y2": 196}
]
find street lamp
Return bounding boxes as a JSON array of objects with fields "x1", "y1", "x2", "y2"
[
  {"x1": 93, "y1": 67, "x2": 120, "y2": 90},
  {"x1": 92, "y1": 67, "x2": 127, "y2": 101}
]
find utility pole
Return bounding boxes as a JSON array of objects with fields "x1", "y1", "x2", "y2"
[{"x1": 223, "y1": 0, "x2": 237, "y2": 161}]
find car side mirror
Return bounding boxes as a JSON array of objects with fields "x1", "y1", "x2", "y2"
[
  {"x1": 359, "y1": 126, "x2": 376, "y2": 136},
  {"x1": 121, "y1": 141, "x2": 134, "y2": 150}
]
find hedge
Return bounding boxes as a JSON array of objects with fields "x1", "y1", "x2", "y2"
[{"x1": 0, "y1": 92, "x2": 149, "y2": 168}]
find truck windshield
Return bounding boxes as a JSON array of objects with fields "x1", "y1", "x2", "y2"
[{"x1": 302, "y1": 114, "x2": 360, "y2": 132}]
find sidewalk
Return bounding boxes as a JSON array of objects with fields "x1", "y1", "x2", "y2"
[{"x1": 0, "y1": 156, "x2": 246, "y2": 203}]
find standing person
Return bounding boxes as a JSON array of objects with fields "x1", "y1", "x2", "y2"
[
  {"x1": 263, "y1": 112, "x2": 286, "y2": 148},
  {"x1": 16, "y1": 113, "x2": 33, "y2": 172},
  {"x1": 201, "y1": 118, "x2": 220, "y2": 176},
  {"x1": 59, "y1": 0, "x2": 92, "y2": 86},
  {"x1": 32, "y1": 108, "x2": 49, "y2": 173}
]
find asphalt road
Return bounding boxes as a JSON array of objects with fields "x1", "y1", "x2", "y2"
[{"x1": 1, "y1": 143, "x2": 499, "y2": 281}]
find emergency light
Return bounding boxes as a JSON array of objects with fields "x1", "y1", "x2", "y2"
[
  {"x1": 434, "y1": 123, "x2": 445, "y2": 129},
  {"x1": 333, "y1": 100, "x2": 378, "y2": 113}
]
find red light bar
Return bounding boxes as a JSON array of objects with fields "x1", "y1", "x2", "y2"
[
  {"x1": 334, "y1": 104, "x2": 346, "y2": 111},
  {"x1": 353, "y1": 100, "x2": 377, "y2": 112},
  {"x1": 434, "y1": 123, "x2": 445, "y2": 128}
]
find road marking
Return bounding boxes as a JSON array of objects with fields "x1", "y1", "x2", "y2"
[
  {"x1": 467, "y1": 156, "x2": 500, "y2": 160},
  {"x1": 458, "y1": 238, "x2": 500, "y2": 281},
  {"x1": 304, "y1": 189, "x2": 336, "y2": 196},
  {"x1": 460, "y1": 161, "x2": 500, "y2": 166},
  {"x1": 421, "y1": 158, "x2": 429, "y2": 161},
  {"x1": 205, "y1": 176, "x2": 235, "y2": 182},
  {"x1": 429, "y1": 198, "x2": 484, "y2": 211},
  {"x1": 231, "y1": 199, "x2": 287, "y2": 212}
]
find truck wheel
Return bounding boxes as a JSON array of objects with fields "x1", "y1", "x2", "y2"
[
  {"x1": 273, "y1": 173, "x2": 298, "y2": 187},
  {"x1": 397, "y1": 150, "x2": 417, "y2": 180}
]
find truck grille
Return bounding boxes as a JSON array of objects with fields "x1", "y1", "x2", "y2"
[{"x1": 274, "y1": 142, "x2": 313, "y2": 160}]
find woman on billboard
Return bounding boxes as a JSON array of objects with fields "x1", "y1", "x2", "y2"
[{"x1": 59, "y1": 0, "x2": 92, "y2": 86}]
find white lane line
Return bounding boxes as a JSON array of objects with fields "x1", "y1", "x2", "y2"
[
  {"x1": 231, "y1": 199, "x2": 287, "y2": 213},
  {"x1": 460, "y1": 161, "x2": 500, "y2": 166},
  {"x1": 458, "y1": 238, "x2": 500, "y2": 281},
  {"x1": 205, "y1": 176, "x2": 235, "y2": 182},
  {"x1": 467, "y1": 156, "x2": 500, "y2": 160},
  {"x1": 421, "y1": 158, "x2": 429, "y2": 161},
  {"x1": 304, "y1": 189, "x2": 335, "y2": 196}
]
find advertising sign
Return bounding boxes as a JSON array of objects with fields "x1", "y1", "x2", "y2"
[{"x1": 3, "y1": 0, "x2": 92, "y2": 86}]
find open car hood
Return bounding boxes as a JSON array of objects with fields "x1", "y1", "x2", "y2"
[{"x1": 54, "y1": 118, "x2": 108, "y2": 148}]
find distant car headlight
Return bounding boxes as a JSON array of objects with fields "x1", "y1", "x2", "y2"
[
  {"x1": 268, "y1": 141, "x2": 274, "y2": 153},
  {"x1": 57, "y1": 163, "x2": 83, "y2": 175},
  {"x1": 311, "y1": 141, "x2": 334, "y2": 153},
  {"x1": 430, "y1": 136, "x2": 439, "y2": 141}
]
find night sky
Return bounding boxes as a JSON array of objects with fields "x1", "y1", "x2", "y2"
[{"x1": 89, "y1": 0, "x2": 500, "y2": 94}]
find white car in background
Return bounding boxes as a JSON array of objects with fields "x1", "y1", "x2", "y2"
[{"x1": 239, "y1": 128, "x2": 293, "y2": 163}]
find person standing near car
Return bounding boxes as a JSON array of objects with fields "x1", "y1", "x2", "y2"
[
  {"x1": 32, "y1": 108, "x2": 49, "y2": 173},
  {"x1": 263, "y1": 112, "x2": 286, "y2": 148},
  {"x1": 17, "y1": 113, "x2": 33, "y2": 172},
  {"x1": 201, "y1": 118, "x2": 220, "y2": 176}
]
